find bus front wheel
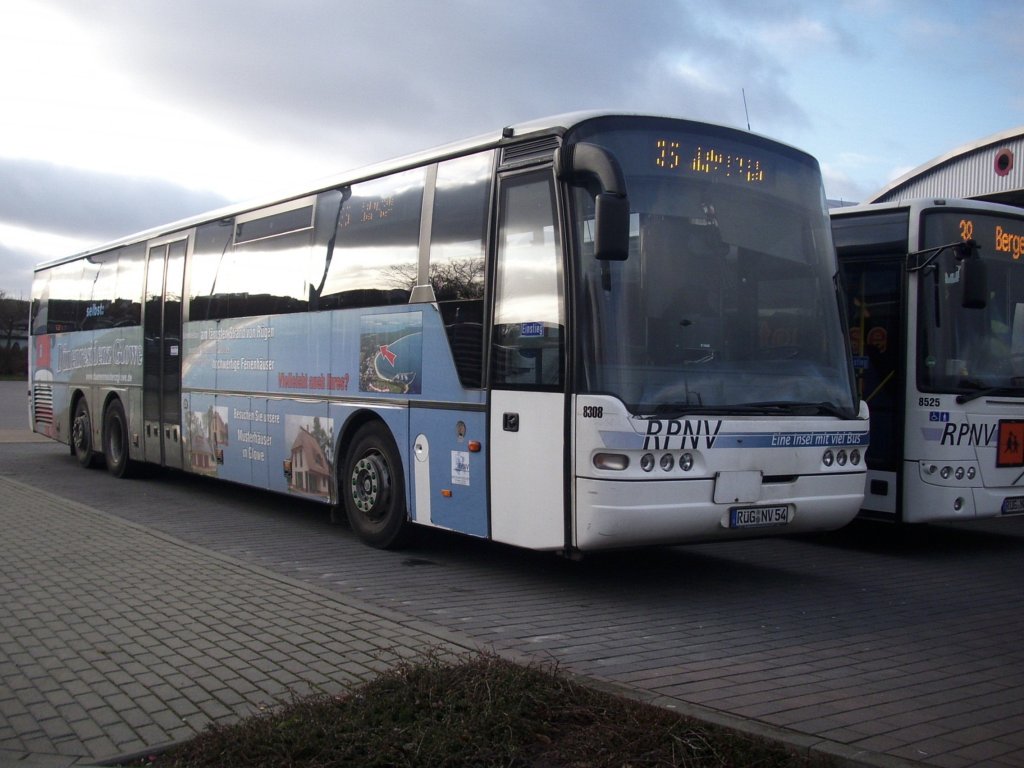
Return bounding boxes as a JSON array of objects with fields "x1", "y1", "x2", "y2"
[
  {"x1": 72, "y1": 398, "x2": 99, "y2": 469},
  {"x1": 103, "y1": 399, "x2": 133, "y2": 478},
  {"x1": 342, "y1": 422, "x2": 408, "y2": 549}
]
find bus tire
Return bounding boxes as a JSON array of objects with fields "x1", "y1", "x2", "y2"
[
  {"x1": 342, "y1": 422, "x2": 408, "y2": 549},
  {"x1": 103, "y1": 398, "x2": 134, "y2": 479},
  {"x1": 72, "y1": 398, "x2": 99, "y2": 469}
]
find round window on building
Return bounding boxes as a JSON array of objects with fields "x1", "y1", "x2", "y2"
[{"x1": 994, "y1": 148, "x2": 1014, "y2": 177}]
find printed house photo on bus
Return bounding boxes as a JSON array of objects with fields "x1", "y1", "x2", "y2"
[{"x1": 284, "y1": 415, "x2": 335, "y2": 502}]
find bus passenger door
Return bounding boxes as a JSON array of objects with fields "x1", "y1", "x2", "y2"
[
  {"x1": 488, "y1": 170, "x2": 568, "y2": 550},
  {"x1": 143, "y1": 236, "x2": 188, "y2": 469},
  {"x1": 841, "y1": 255, "x2": 903, "y2": 516}
]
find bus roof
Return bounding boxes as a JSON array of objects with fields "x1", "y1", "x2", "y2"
[{"x1": 830, "y1": 196, "x2": 1024, "y2": 220}]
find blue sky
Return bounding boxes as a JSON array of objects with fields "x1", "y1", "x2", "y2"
[{"x1": 1, "y1": 0, "x2": 1022, "y2": 299}]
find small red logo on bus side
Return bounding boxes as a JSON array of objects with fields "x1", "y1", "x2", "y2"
[
  {"x1": 35, "y1": 335, "x2": 52, "y2": 370},
  {"x1": 996, "y1": 420, "x2": 1024, "y2": 467}
]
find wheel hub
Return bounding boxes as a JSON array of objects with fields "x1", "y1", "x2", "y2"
[{"x1": 351, "y1": 455, "x2": 389, "y2": 516}]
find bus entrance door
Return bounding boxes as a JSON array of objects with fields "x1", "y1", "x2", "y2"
[
  {"x1": 143, "y1": 236, "x2": 188, "y2": 469},
  {"x1": 487, "y1": 171, "x2": 567, "y2": 550}
]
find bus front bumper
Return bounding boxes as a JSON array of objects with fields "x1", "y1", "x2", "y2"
[{"x1": 573, "y1": 473, "x2": 864, "y2": 550}]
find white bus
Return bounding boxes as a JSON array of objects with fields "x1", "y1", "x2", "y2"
[
  {"x1": 29, "y1": 112, "x2": 867, "y2": 553},
  {"x1": 832, "y1": 197, "x2": 1024, "y2": 523}
]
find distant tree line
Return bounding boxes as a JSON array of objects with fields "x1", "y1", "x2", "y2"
[{"x1": 0, "y1": 292, "x2": 29, "y2": 377}]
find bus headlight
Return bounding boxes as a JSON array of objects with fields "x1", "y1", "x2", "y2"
[
  {"x1": 836, "y1": 450, "x2": 848, "y2": 466},
  {"x1": 660, "y1": 454, "x2": 675, "y2": 471},
  {"x1": 680, "y1": 452, "x2": 694, "y2": 471},
  {"x1": 940, "y1": 466, "x2": 952, "y2": 479},
  {"x1": 850, "y1": 449, "x2": 861, "y2": 466},
  {"x1": 640, "y1": 453, "x2": 655, "y2": 472},
  {"x1": 823, "y1": 450, "x2": 834, "y2": 467}
]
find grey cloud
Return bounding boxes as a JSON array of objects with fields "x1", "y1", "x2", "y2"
[
  {"x1": 0, "y1": 158, "x2": 227, "y2": 298},
  {"x1": 0, "y1": 244, "x2": 40, "y2": 301},
  {"x1": 0, "y1": 157, "x2": 227, "y2": 241},
  {"x1": 40, "y1": 0, "x2": 812, "y2": 163}
]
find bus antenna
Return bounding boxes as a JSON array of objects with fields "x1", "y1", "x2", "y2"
[{"x1": 742, "y1": 88, "x2": 751, "y2": 131}]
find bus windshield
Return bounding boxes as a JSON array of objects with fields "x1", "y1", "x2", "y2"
[
  {"x1": 918, "y1": 211, "x2": 1024, "y2": 396},
  {"x1": 568, "y1": 118, "x2": 857, "y2": 417}
]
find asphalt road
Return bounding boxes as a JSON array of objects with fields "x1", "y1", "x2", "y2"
[{"x1": 3, "y1": 379, "x2": 1023, "y2": 767}]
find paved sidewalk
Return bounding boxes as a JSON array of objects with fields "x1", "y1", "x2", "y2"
[{"x1": 0, "y1": 475, "x2": 476, "y2": 766}]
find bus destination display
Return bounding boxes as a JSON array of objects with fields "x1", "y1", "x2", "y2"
[
  {"x1": 655, "y1": 139, "x2": 767, "y2": 184},
  {"x1": 955, "y1": 216, "x2": 1024, "y2": 261}
]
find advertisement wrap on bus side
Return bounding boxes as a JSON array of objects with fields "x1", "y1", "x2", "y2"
[
  {"x1": 37, "y1": 329, "x2": 144, "y2": 387},
  {"x1": 180, "y1": 310, "x2": 428, "y2": 495},
  {"x1": 30, "y1": 328, "x2": 146, "y2": 440}
]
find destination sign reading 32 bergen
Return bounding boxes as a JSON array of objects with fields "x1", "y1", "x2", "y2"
[{"x1": 654, "y1": 139, "x2": 767, "y2": 183}]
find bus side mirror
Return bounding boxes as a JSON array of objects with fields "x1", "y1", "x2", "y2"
[
  {"x1": 556, "y1": 142, "x2": 630, "y2": 261},
  {"x1": 594, "y1": 193, "x2": 630, "y2": 261},
  {"x1": 957, "y1": 240, "x2": 987, "y2": 309}
]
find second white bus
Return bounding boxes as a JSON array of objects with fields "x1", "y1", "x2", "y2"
[{"x1": 833, "y1": 197, "x2": 1024, "y2": 523}]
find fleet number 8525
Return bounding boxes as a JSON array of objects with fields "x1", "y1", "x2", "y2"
[{"x1": 919, "y1": 397, "x2": 941, "y2": 407}]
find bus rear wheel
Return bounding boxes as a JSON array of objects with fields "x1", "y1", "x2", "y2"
[
  {"x1": 72, "y1": 398, "x2": 99, "y2": 469},
  {"x1": 342, "y1": 422, "x2": 408, "y2": 549},
  {"x1": 103, "y1": 399, "x2": 134, "y2": 478}
]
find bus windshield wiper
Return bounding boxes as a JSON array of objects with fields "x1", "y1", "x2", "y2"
[
  {"x1": 646, "y1": 403, "x2": 761, "y2": 418},
  {"x1": 742, "y1": 401, "x2": 855, "y2": 418},
  {"x1": 956, "y1": 387, "x2": 1024, "y2": 404},
  {"x1": 810, "y1": 401, "x2": 856, "y2": 418}
]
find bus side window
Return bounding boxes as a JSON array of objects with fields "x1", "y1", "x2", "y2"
[
  {"x1": 111, "y1": 244, "x2": 145, "y2": 327},
  {"x1": 191, "y1": 203, "x2": 315, "y2": 321},
  {"x1": 189, "y1": 221, "x2": 233, "y2": 321},
  {"x1": 320, "y1": 168, "x2": 424, "y2": 310},
  {"x1": 48, "y1": 260, "x2": 83, "y2": 334},
  {"x1": 30, "y1": 271, "x2": 49, "y2": 336},
  {"x1": 81, "y1": 251, "x2": 118, "y2": 331},
  {"x1": 229, "y1": 229, "x2": 313, "y2": 317},
  {"x1": 430, "y1": 152, "x2": 491, "y2": 388}
]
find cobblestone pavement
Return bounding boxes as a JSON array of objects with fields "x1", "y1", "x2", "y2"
[{"x1": 0, "y1": 474, "x2": 475, "y2": 766}]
